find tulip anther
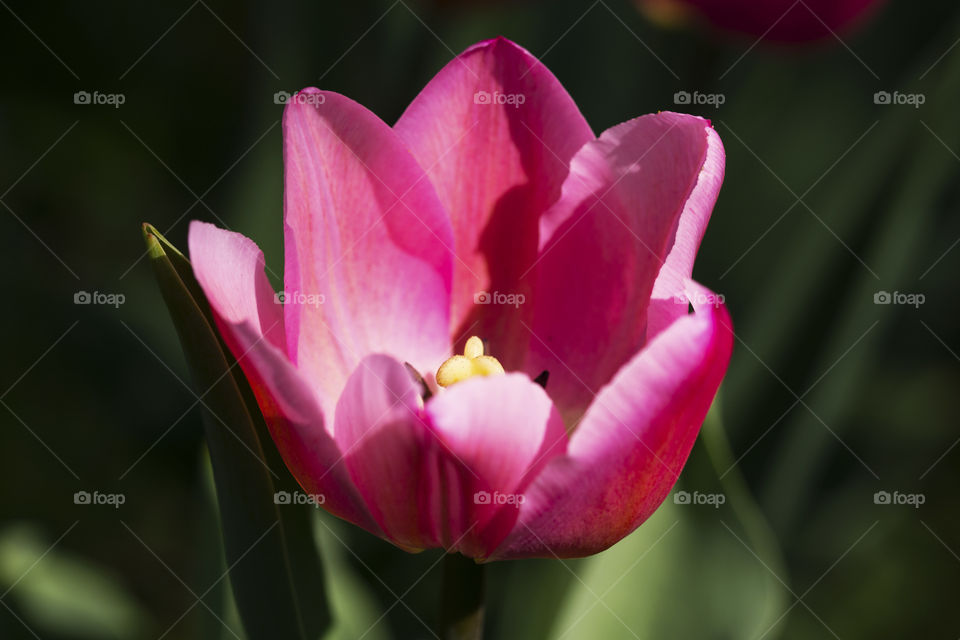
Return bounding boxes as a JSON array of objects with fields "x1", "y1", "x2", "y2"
[{"x1": 436, "y1": 336, "x2": 505, "y2": 387}]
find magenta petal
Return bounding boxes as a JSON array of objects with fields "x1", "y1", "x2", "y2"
[
  {"x1": 188, "y1": 221, "x2": 380, "y2": 535},
  {"x1": 491, "y1": 281, "x2": 732, "y2": 559},
  {"x1": 394, "y1": 37, "x2": 593, "y2": 365},
  {"x1": 423, "y1": 374, "x2": 567, "y2": 559},
  {"x1": 333, "y1": 354, "x2": 438, "y2": 551},
  {"x1": 647, "y1": 123, "x2": 725, "y2": 339},
  {"x1": 283, "y1": 89, "x2": 454, "y2": 420},
  {"x1": 529, "y1": 112, "x2": 720, "y2": 423}
]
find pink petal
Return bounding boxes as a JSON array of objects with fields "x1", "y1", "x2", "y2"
[
  {"x1": 394, "y1": 37, "x2": 593, "y2": 366},
  {"x1": 491, "y1": 281, "x2": 732, "y2": 559},
  {"x1": 188, "y1": 221, "x2": 380, "y2": 534},
  {"x1": 283, "y1": 89, "x2": 454, "y2": 421},
  {"x1": 423, "y1": 373, "x2": 567, "y2": 559},
  {"x1": 528, "y1": 112, "x2": 720, "y2": 423},
  {"x1": 646, "y1": 123, "x2": 725, "y2": 339},
  {"x1": 333, "y1": 354, "x2": 438, "y2": 551}
]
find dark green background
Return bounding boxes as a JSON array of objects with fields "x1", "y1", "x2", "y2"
[{"x1": 1, "y1": 0, "x2": 958, "y2": 638}]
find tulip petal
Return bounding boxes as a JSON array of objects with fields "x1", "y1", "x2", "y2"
[
  {"x1": 333, "y1": 354, "x2": 439, "y2": 551},
  {"x1": 528, "y1": 112, "x2": 722, "y2": 423},
  {"x1": 189, "y1": 220, "x2": 380, "y2": 534},
  {"x1": 647, "y1": 123, "x2": 725, "y2": 339},
  {"x1": 394, "y1": 37, "x2": 594, "y2": 366},
  {"x1": 283, "y1": 89, "x2": 454, "y2": 421},
  {"x1": 423, "y1": 373, "x2": 568, "y2": 559},
  {"x1": 491, "y1": 281, "x2": 732, "y2": 559}
]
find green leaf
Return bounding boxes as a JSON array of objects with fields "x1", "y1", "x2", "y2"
[
  {"x1": 545, "y1": 401, "x2": 788, "y2": 640},
  {"x1": 142, "y1": 223, "x2": 331, "y2": 640}
]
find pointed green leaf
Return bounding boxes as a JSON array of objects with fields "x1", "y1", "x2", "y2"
[{"x1": 143, "y1": 223, "x2": 330, "y2": 640}]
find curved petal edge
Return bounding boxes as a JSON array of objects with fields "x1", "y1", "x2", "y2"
[{"x1": 491, "y1": 280, "x2": 732, "y2": 559}]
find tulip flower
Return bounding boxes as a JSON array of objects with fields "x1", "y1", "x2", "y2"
[
  {"x1": 188, "y1": 36, "x2": 732, "y2": 561},
  {"x1": 639, "y1": 0, "x2": 882, "y2": 42}
]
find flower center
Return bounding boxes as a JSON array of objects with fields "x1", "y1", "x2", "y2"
[{"x1": 435, "y1": 336, "x2": 505, "y2": 387}]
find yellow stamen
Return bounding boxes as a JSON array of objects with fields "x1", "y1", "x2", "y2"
[
  {"x1": 436, "y1": 337, "x2": 505, "y2": 387},
  {"x1": 463, "y1": 336, "x2": 484, "y2": 359},
  {"x1": 471, "y1": 355, "x2": 505, "y2": 377}
]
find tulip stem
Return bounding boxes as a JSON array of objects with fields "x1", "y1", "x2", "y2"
[{"x1": 439, "y1": 553, "x2": 485, "y2": 640}]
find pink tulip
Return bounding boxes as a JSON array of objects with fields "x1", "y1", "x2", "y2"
[
  {"x1": 188, "y1": 37, "x2": 732, "y2": 560},
  {"x1": 640, "y1": 0, "x2": 882, "y2": 42}
]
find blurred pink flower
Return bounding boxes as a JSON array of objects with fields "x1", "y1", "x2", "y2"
[
  {"x1": 640, "y1": 0, "x2": 883, "y2": 42},
  {"x1": 188, "y1": 37, "x2": 731, "y2": 560}
]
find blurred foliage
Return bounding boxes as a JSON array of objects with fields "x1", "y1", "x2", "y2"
[
  {"x1": 0, "y1": 523, "x2": 153, "y2": 638},
  {"x1": 1, "y1": 0, "x2": 959, "y2": 638}
]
